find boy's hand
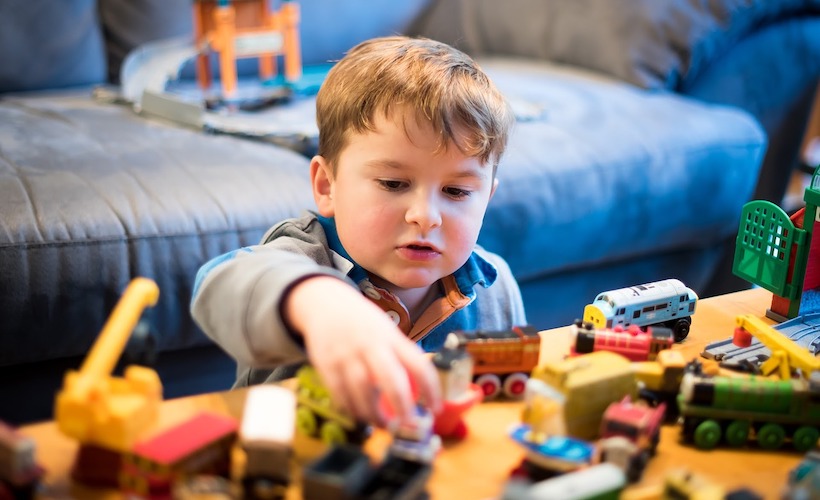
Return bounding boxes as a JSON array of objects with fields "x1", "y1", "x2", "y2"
[{"x1": 284, "y1": 276, "x2": 441, "y2": 427}]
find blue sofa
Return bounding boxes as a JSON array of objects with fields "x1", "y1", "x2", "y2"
[{"x1": 1, "y1": 0, "x2": 818, "y2": 424}]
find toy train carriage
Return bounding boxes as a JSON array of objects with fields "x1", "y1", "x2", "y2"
[
  {"x1": 454, "y1": 325, "x2": 540, "y2": 399},
  {"x1": 0, "y1": 420, "x2": 44, "y2": 498},
  {"x1": 570, "y1": 320, "x2": 675, "y2": 362},
  {"x1": 583, "y1": 279, "x2": 698, "y2": 342},
  {"x1": 678, "y1": 373, "x2": 820, "y2": 452},
  {"x1": 240, "y1": 385, "x2": 295, "y2": 498},
  {"x1": 119, "y1": 412, "x2": 238, "y2": 498}
]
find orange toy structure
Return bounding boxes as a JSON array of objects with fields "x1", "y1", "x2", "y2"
[
  {"x1": 54, "y1": 278, "x2": 163, "y2": 453},
  {"x1": 193, "y1": 0, "x2": 302, "y2": 100}
]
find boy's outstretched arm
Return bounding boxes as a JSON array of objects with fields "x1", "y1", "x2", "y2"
[{"x1": 284, "y1": 276, "x2": 442, "y2": 426}]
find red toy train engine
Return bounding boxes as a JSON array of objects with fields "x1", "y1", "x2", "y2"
[{"x1": 570, "y1": 320, "x2": 674, "y2": 362}]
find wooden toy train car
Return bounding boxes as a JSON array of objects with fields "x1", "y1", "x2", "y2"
[
  {"x1": 119, "y1": 412, "x2": 238, "y2": 498},
  {"x1": 678, "y1": 372, "x2": 820, "y2": 452},
  {"x1": 569, "y1": 319, "x2": 674, "y2": 362},
  {"x1": 453, "y1": 325, "x2": 540, "y2": 399},
  {"x1": 583, "y1": 279, "x2": 698, "y2": 342}
]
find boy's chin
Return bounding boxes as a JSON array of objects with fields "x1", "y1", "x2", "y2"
[{"x1": 375, "y1": 271, "x2": 444, "y2": 290}]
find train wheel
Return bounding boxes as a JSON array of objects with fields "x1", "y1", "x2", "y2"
[
  {"x1": 792, "y1": 426, "x2": 819, "y2": 452},
  {"x1": 296, "y1": 406, "x2": 318, "y2": 438},
  {"x1": 475, "y1": 374, "x2": 501, "y2": 399},
  {"x1": 320, "y1": 421, "x2": 348, "y2": 446},
  {"x1": 757, "y1": 423, "x2": 786, "y2": 450},
  {"x1": 724, "y1": 420, "x2": 750, "y2": 447},
  {"x1": 503, "y1": 373, "x2": 529, "y2": 398},
  {"x1": 693, "y1": 420, "x2": 722, "y2": 449},
  {"x1": 670, "y1": 318, "x2": 691, "y2": 342}
]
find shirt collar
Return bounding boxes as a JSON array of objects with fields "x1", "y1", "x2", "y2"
[{"x1": 317, "y1": 214, "x2": 497, "y2": 295}]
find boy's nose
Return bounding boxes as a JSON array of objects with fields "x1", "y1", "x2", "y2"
[{"x1": 405, "y1": 194, "x2": 442, "y2": 230}]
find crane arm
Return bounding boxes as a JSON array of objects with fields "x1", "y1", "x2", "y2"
[
  {"x1": 73, "y1": 278, "x2": 160, "y2": 397},
  {"x1": 735, "y1": 314, "x2": 820, "y2": 379}
]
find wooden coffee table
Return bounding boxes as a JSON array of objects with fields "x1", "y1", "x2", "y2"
[{"x1": 20, "y1": 287, "x2": 804, "y2": 499}]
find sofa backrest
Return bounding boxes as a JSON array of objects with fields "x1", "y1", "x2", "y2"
[{"x1": 0, "y1": 0, "x2": 432, "y2": 93}]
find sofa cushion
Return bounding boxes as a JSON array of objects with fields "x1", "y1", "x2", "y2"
[
  {"x1": 235, "y1": 57, "x2": 765, "y2": 283},
  {"x1": 0, "y1": 91, "x2": 315, "y2": 367},
  {"x1": 413, "y1": 0, "x2": 820, "y2": 90},
  {"x1": 0, "y1": 0, "x2": 106, "y2": 92},
  {"x1": 475, "y1": 59, "x2": 765, "y2": 281}
]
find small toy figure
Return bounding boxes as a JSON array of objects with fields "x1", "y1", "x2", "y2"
[
  {"x1": 0, "y1": 421, "x2": 44, "y2": 500},
  {"x1": 583, "y1": 278, "x2": 698, "y2": 342},
  {"x1": 387, "y1": 405, "x2": 441, "y2": 464},
  {"x1": 431, "y1": 333, "x2": 483, "y2": 440}
]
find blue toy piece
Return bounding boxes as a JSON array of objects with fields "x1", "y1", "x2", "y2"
[{"x1": 509, "y1": 424, "x2": 596, "y2": 477}]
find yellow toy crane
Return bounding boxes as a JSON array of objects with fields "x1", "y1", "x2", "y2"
[
  {"x1": 734, "y1": 314, "x2": 820, "y2": 380},
  {"x1": 54, "y1": 278, "x2": 163, "y2": 452}
]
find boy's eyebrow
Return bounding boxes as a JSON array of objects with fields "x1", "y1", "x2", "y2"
[{"x1": 365, "y1": 159, "x2": 490, "y2": 180}]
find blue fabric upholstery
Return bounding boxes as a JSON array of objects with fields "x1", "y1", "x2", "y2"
[{"x1": 0, "y1": 0, "x2": 106, "y2": 92}]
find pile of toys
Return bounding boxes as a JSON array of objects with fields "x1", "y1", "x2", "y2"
[{"x1": 3, "y1": 277, "x2": 819, "y2": 500}]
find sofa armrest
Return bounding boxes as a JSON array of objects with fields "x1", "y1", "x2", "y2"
[{"x1": 411, "y1": 0, "x2": 820, "y2": 90}]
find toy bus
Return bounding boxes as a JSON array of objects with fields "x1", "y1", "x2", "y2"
[
  {"x1": 678, "y1": 372, "x2": 820, "y2": 452},
  {"x1": 119, "y1": 412, "x2": 238, "y2": 498},
  {"x1": 569, "y1": 319, "x2": 674, "y2": 361},
  {"x1": 240, "y1": 385, "x2": 295, "y2": 499},
  {"x1": 454, "y1": 325, "x2": 541, "y2": 399},
  {"x1": 295, "y1": 365, "x2": 370, "y2": 445},
  {"x1": 0, "y1": 420, "x2": 44, "y2": 499},
  {"x1": 583, "y1": 279, "x2": 698, "y2": 342}
]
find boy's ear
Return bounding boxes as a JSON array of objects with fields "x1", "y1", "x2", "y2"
[
  {"x1": 310, "y1": 155, "x2": 335, "y2": 217},
  {"x1": 489, "y1": 177, "x2": 499, "y2": 200}
]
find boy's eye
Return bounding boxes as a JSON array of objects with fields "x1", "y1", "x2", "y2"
[
  {"x1": 444, "y1": 187, "x2": 472, "y2": 199},
  {"x1": 378, "y1": 179, "x2": 407, "y2": 191}
]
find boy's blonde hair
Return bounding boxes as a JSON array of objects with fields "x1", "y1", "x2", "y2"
[{"x1": 315, "y1": 36, "x2": 514, "y2": 175}]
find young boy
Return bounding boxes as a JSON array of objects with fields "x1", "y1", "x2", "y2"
[{"x1": 191, "y1": 36, "x2": 527, "y2": 426}]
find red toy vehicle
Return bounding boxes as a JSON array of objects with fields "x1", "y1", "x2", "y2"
[
  {"x1": 570, "y1": 320, "x2": 674, "y2": 362},
  {"x1": 598, "y1": 396, "x2": 666, "y2": 482}
]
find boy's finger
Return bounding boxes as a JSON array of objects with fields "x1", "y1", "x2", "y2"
[
  {"x1": 397, "y1": 342, "x2": 442, "y2": 414},
  {"x1": 369, "y1": 352, "x2": 415, "y2": 425}
]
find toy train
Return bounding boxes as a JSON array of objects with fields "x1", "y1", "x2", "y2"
[
  {"x1": 454, "y1": 325, "x2": 540, "y2": 399},
  {"x1": 678, "y1": 372, "x2": 820, "y2": 452},
  {"x1": 569, "y1": 319, "x2": 674, "y2": 362},
  {"x1": 119, "y1": 412, "x2": 238, "y2": 498},
  {"x1": 583, "y1": 279, "x2": 698, "y2": 342}
]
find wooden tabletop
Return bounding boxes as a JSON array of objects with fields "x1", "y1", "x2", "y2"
[{"x1": 21, "y1": 287, "x2": 801, "y2": 499}]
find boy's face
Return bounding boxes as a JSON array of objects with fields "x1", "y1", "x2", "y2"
[{"x1": 311, "y1": 110, "x2": 497, "y2": 292}]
